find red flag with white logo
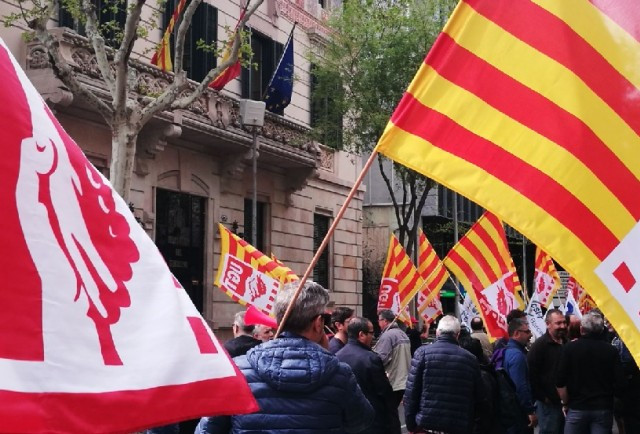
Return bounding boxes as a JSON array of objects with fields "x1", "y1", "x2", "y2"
[{"x1": 0, "y1": 39, "x2": 257, "y2": 433}]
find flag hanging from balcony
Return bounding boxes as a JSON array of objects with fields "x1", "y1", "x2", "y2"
[
  {"x1": 209, "y1": 3, "x2": 249, "y2": 90},
  {"x1": 416, "y1": 229, "x2": 449, "y2": 323},
  {"x1": 150, "y1": 0, "x2": 187, "y2": 71},
  {"x1": 263, "y1": 25, "x2": 295, "y2": 114},
  {"x1": 215, "y1": 224, "x2": 296, "y2": 315},
  {"x1": 376, "y1": 234, "x2": 423, "y2": 320},
  {"x1": 0, "y1": 38, "x2": 257, "y2": 433},
  {"x1": 375, "y1": 0, "x2": 640, "y2": 363},
  {"x1": 443, "y1": 212, "x2": 523, "y2": 340},
  {"x1": 533, "y1": 246, "x2": 561, "y2": 308}
]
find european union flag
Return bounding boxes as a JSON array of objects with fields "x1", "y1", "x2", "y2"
[{"x1": 264, "y1": 28, "x2": 294, "y2": 115}]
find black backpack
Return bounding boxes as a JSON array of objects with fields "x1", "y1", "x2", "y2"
[{"x1": 491, "y1": 348, "x2": 523, "y2": 428}]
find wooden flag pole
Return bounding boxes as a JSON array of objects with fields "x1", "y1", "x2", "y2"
[{"x1": 275, "y1": 150, "x2": 379, "y2": 338}]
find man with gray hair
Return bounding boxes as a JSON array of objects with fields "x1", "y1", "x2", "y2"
[
  {"x1": 224, "y1": 311, "x2": 261, "y2": 357},
  {"x1": 404, "y1": 315, "x2": 483, "y2": 434},
  {"x1": 196, "y1": 281, "x2": 373, "y2": 433},
  {"x1": 556, "y1": 311, "x2": 625, "y2": 434}
]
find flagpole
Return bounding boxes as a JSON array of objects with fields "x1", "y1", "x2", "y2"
[
  {"x1": 452, "y1": 192, "x2": 460, "y2": 317},
  {"x1": 275, "y1": 150, "x2": 378, "y2": 338},
  {"x1": 522, "y1": 233, "x2": 528, "y2": 305}
]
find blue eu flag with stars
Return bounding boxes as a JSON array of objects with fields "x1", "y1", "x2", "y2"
[{"x1": 264, "y1": 28, "x2": 294, "y2": 115}]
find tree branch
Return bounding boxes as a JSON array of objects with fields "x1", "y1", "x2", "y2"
[
  {"x1": 80, "y1": 0, "x2": 115, "y2": 95},
  {"x1": 31, "y1": 0, "x2": 113, "y2": 124},
  {"x1": 113, "y1": 0, "x2": 146, "y2": 113},
  {"x1": 378, "y1": 154, "x2": 402, "y2": 233}
]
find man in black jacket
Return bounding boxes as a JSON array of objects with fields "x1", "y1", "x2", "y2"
[
  {"x1": 337, "y1": 317, "x2": 396, "y2": 434},
  {"x1": 404, "y1": 315, "x2": 483, "y2": 434},
  {"x1": 556, "y1": 311, "x2": 625, "y2": 434},
  {"x1": 527, "y1": 309, "x2": 567, "y2": 434},
  {"x1": 224, "y1": 311, "x2": 261, "y2": 357}
]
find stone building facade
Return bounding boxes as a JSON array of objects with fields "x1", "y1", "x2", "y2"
[{"x1": 0, "y1": 0, "x2": 363, "y2": 338}]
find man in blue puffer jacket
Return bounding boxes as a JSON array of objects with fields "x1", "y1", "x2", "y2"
[
  {"x1": 404, "y1": 315, "x2": 483, "y2": 434},
  {"x1": 196, "y1": 280, "x2": 374, "y2": 434}
]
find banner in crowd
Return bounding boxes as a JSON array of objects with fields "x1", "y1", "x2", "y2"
[
  {"x1": 0, "y1": 39, "x2": 257, "y2": 433},
  {"x1": 560, "y1": 288, "x2": 582, "y2": 319},
  {"x1": 444, "y1": 212, "x2": 523, "y2": 340},
  {"x1": 526, "y1": 292, "x2": 547, "y2": 338},
  {"x1": 215, "y1": 224, "x2": 297, "y2": 315},
  {"x1": 376, "y1": 234, "x2": 423, "y2": 323},
  {"x1": 459, "y1": 292, "x2": 479, "y2": 330},
  {"x1": 533, "y1": 247, "x2": 561, "y2": 308},
  {"x1": 375, "y1": 0, "x2": 640, "y2": 362}
]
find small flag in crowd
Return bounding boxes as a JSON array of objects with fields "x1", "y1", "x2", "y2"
[
  {"x1": 0, "y1": 39, "x2": 257, "y2": 433},
  {"x1": 376, "y1": 234, "x2": 424, "y2": 320},
  {"x1": 375, "y1": 0, "x2": 640, "y2": 363},
  {"x1": 416, "y1": 229, "x2": 449, "y2": 323},
  {"x1": 263, "y1": 25, "x2": 296, "y2": 114},
  {"x1": 215, "y1": 223, "x2": 296, "y2": 315},
  {"x1": 533, "y1": 247, "x2": 561, "y2": 308},
  {"x1": 526, "y1": 291, "x2": 547, "y2": 338},
  {"x1": 444, "y1": 212, "x2": 522, "y2": 341}
]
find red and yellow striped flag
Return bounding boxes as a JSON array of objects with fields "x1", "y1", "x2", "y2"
[
  {"x1": 376, "y1": 0, "x2": 640, "y2": 361},
  {"x1": 209, "y1": 6, "x2": 248, "y2": 90},
  {"x1": 214, "y1": 224, "x2": 295, "y2": 315},
  {"x1": 443, "y1": 212, "x2": 523, "y2": 341},
  {"x1": 376, "y1": 234, "x2": 424, "y2": 318},
  {"x1": 533, "y1": 247, "x2": 561, "y2": 308},
  {"x1": 150, "y1": 0, "x2": 187, "y2": 72},
  {"x1": 416, "y1": 229, "x2": 449, "y2": 323}
]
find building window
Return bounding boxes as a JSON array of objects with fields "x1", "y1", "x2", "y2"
[
  {"x1": 318, "y1": 0, "x2": 327, "y2": 9},
  {"x1": 59, "y1": 0, "x2": 127, "y2": 47},
  {"x1": 244, "y1": 198, "x2": 266, "y2": 252},
  {"x1": 242, "y1": 30, "x2": 283, "y2": 102},
  {"x1": 162, "y1": 0, "x2": 217, "y2": 82},
  {"x1": 310, "y1": 64, "x2": 344, "y2": 148},
  {"x1": 437, "y1": 184, "x2": 484, "y2": 223},
  {"x1": 313, "y1": 213, "x2": 331, "y2": 288}
]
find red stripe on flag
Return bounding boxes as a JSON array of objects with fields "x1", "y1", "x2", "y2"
[
  {"x1": 391, "y1": 94, "x2": 618, "y2": 260},
  {"x1": 427, "y1": 32, "x2": 640, "y2": 220},
  {"x1": 458, "y1": 237, "x2": 499, "y2": 284},
  {"x1": 187, "y1": 317, "x2": 218, "y2": 354},
  {"x1": 588, "y1": 0, "x2": 640, "y2": 43}
]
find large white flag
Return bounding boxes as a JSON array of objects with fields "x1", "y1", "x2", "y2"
[
  {"x1": 0, "y1": 39, "x2": 257, "y2": 433},
  {"x1": 525, "y1": 292, "x2": 546, "y2": 338}
]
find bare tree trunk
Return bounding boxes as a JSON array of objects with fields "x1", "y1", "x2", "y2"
[{"x1": 110, "y1": 119, "x2": 139, "y2": 202}]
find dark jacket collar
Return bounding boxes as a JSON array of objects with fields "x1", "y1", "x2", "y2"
[
  {"x1": 436, "y1": 334, "x2": 458, "y2": 345},
  {"x1": 346, "y1": 338, "x2": 373, "y2": 351}
]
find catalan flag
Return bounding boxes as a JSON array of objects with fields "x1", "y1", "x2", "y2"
[
  {"x1": 150, "y1": 0, "x2": 187, "y2": 71},
  {"x1": 533, "y1": 246, "x2": 561, "y2": 308},
  {"x1": 376, "y1": 234, "x2": 424, "y2": 317},
  {"x1": 443, "y1": 212, "x2": 523, "y2": 340},
  {"x1": 416, "y1": 229, "x2": 449, "y2": 323},
  {"x1": 215, "y1": 224, "x2": 296, "y2": 315},
  {"x1": 376, "y1": 0, "x2": 640, "y2": 362}
]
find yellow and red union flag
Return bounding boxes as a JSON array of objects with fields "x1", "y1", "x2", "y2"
[
  {"x1": 416, "y1": 229, "x2": 449, "y2": 323},
  {"x1": 377, "y1": 234, "x2": 424, "y2": 316},
  {"x1": 209, "y1": 6, "x2": 248, "y2": 90},
  {"x1": 375, "y1": 0, "x2": 640, "y2": 362},
  {"x1": 150, "y1": 0, "x2": 188, "y2": 71},
  {"x1": 533, "y1": 246, "x2": 561, "y2": 308},
  {"x1": 443, "y1": 212, "x2": 522, "y2": 341},
  {"x1": 215, "y1": 224, "x2": 294, "y2": 315}
]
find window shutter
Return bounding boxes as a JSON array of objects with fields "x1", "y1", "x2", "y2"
[{"x1": 313, "y1": 214, "x2": 330, "y2": 288}]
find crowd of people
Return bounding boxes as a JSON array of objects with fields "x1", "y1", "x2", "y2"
[{"x1": 147, "y1": 282, "x2": 640, "y2": 434}]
